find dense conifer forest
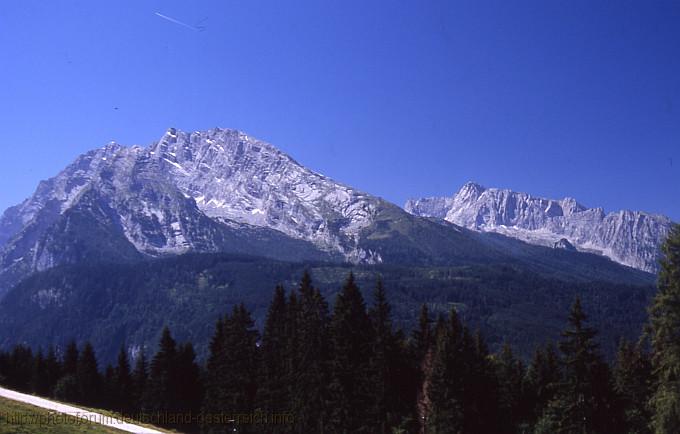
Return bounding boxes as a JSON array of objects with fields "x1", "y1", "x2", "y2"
[
  {"x1": 0, "y1": 224, "x2": 677, "y2": 433},
  {"x1": 0, "y1": 253, "x2": 655, "y2": 365}
]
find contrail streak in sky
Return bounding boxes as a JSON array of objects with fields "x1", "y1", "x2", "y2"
[{"x1": 155, "y1": 12, "x2": 203, "y2": 31}]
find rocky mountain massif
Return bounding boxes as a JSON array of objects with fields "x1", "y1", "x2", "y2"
[
  {"x1": 0, "y1": 128, "x2": 412, "y2": 268},
  {"x1": 0, "y1": 127, "x2": 663, "y2": 361},
  {"x1": 0, "y1": 128, "x2": 657, "y2": 297},
  {"x1": 0, "y1": 130, "x2": 349, "y2": 296},
  {"x1": 405, "y1": 182, "x2": 673, "y2": 273}
]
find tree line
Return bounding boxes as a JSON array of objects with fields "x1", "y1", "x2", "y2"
[{"x1": 0, "y1": 224, "x2": 679, "y2": 433}]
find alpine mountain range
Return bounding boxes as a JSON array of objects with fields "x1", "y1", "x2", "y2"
[
  {"x1": 0, "y1": 127, "x2": 671, "y2": 298},
  {"x1": 405, "y1": 182, "x2": 673, "y2": 273}
]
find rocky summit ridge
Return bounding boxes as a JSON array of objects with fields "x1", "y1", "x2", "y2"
[
  {"x1": 0, "y1": 129, "x2": 661, "y2": 296},
  {"x1": 0, "y1": 127, "x2": 395, "y2": 295},
  {"x1": 405, "y1": 182, "x2": 673, "y2": 273}
]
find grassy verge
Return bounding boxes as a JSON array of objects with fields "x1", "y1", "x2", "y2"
[
  {"x1": 0, "y1": 396, "x2": 123, "y2": 433},
  {"x1": 75, "y1": 405, "x2": 181, "y2": 434}
]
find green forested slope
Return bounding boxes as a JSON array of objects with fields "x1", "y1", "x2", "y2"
[{"x1": 0, "y1": 253, "x2": 654, "y2": 363}]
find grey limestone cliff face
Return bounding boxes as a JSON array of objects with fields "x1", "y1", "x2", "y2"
[
  {"x1": 405, "y1": 182, "x2": 673, "y2": 273},
  {"x1": 147, "y1": 128, "x2": 382, "y2": 262},
  {"x1": 0, "y1": 127, "x2": 390, "y2": 295},
  {"x1": 1, "y1": 129, "x2": 665, "y2": 297}
]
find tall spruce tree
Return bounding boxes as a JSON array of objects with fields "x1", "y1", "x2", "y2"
[
  {"x1": 328, "y1": 272, "x2": 373, "y2": 433},
  {"x1": 368, "y1": 278, "x2": 392, "y2": 433},
  {"x1": 258, "y1": 284, "x2": 290, "y2": 421},
  {"x1": 144, "y1": 327, "x2": 179, "y2": 414},
  {"x1": 495, "y1": 343, "x2": 525, "y2": 433},
  {"x1": 114, "y1": 345, "x2": 133, "y2": 413},
  {"x1": 412, "y1": 304, "x2": 434, "y2": 433},
  {"x1": 367, "y1": 278, "x2": 418, "y2": 432},
  {"x1": 542, "y1": 298, "x2": 619, "y2": 433},
  {"x1": 44, "y1": 346, "x2": 62, "y2": 397},
  {"x1": 284, "y1": 287, "x2": 301, "y2": 421},
  {"x1": 229, "y1": 304, "x2": 259, "y2": 417},
  {"x1": 63, "y1": 340, "x2": 79, "y2": 377},
  {"x1": 293, "y1": 272, "x2": 330, "y2": 433},
  {"x1": 614, "y1": 338, "x2": 652, "y2": 434},
  {"x1": 427, "y1": 308, "x2": 465, "y2": 433},
  {"x1": 131, "y1": 350, "x2": 148, "y2": 413},
  {"x1": 466, "y1": 330, "x2": 501, "y2": 434},
  {"x1": 649, "y1": 224, "x2": 680, "y2": 433},
  {"x1": 54, "y1": 341, "x2": 78, "y2": 402},
  {"x1": 76, "y1": 342, "x2": 101, "y2": 406},
  {"x1": 203, "y1": 315, "x2": 227, "y2": 430},
  {"x1": 412, "y1": 304, "x2": 432, "y2": 362},
  {"x1": 525, "y1": 343, "x2": 561, "y2": 424},
  {"x1": 103, "y1": 364, "x2": 116, "y2": 409},
  {"x1": 203, "y1": 305, "x2": 259, "y2": 433},
  {"x1": 175, "y1": 342, "x2": 203, "y2": 420},
  {"x1": 10, "y1": 345, "x2": 34, "y2": 392},
  {"x1": 30, "y1": 349, "x2": 49, "y2": 396},
  {"x1": 388, "y1": 328, "x2": 421, "y2": 433}
]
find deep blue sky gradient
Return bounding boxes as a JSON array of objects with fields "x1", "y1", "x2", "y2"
[{"x1": 1, "y1": 0, "x2": 679, "y2": 220}]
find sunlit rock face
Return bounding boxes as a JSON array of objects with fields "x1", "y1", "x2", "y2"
[
  {"x1": 147, "y1": 128, "x2": 381, "y2": 261},
  {"x1": 0, "y1": 127, "x2": 392, "y2": 295},
  {"x1": 406, "y1": 182, "x2": 673, "y2": 273}
]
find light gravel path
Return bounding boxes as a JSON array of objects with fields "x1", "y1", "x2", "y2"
[{"x1": 0, "y1": 386, "x2": 163, "y2": 433}]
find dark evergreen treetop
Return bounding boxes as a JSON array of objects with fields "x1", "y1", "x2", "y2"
[
  {"x1": 131, "y1": 350, "x2": 148, "y2": 411},
  {"x1": 412, "y1": 304, "x2": 432, "y2": 361},
  {"x1": 115, "y1": 345, "x2": 131, "y2": 389},
  {"x1": 328, "y1": 272, "x2": 373, "y2": 433},
  {"x1": 144, "y1": 326, "x2": 179, "y2": 413},
  {"x1": 541, "y1": 297, "x2": 622, "y2": 434},
  {"x1": 0, "y1": 270, "x2": 668, "y2": 433},
  {"x1": 76, "y1": 342, "x2": 100, "y2": 406},
  {"x1": 648, "y1": 224, "x2": 680, "y2": 433},
  {"x1": 63, "y1": 340, "x2": 79, "y2": 377},
  {"x1": 258, "y1": 284, "x2": 289, "y2": 415}
]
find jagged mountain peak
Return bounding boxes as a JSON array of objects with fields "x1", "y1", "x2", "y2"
[
  {"x1": 0, "y1": 127, "x2": 389, "y2": 296},
  {"x1": 2, "y1": 127, "x2": 370, "y2": 296},
  {"x1": 459, "y1": 180, "x2": 486, "y2": 191},
  {"x1": 140, "y1": 127, "x2": 380, "y2": 261},
  {"x1": 406, "y1": 182, "x2": 673, "y2": 272},
  {"x1": 453, "y1": 182, "x2": 587, "y2": 215},
  {"x1": 456, "y1": 181, "x2": 487, "y2": 201},
  {"x1": 0, "y1": 130, "x2": 662, "y2": 299},
  {"x1": 152, "y1": 127, "x2": 279, "y2": 155}
]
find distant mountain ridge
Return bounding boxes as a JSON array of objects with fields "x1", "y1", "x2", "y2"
[
  {"x1": 0, "y1": 128, "x2": 389, "y2": 263},
  {"x1": 0, "y1": 129, "x2": 656, "y2": 296},
  {"x1": 0, "y1": 128, "x2": 661, "y2": 364},
  {"x1": 0, "y1": 129, "x2": 352, "y2": 295},
  {"x1": 405, "y1": 182, "x2": 673, "y2": 273}
]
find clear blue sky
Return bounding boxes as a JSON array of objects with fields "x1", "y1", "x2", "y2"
[{"x1": 1, "y1": 0, "x2": 679, "y2": 220}]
